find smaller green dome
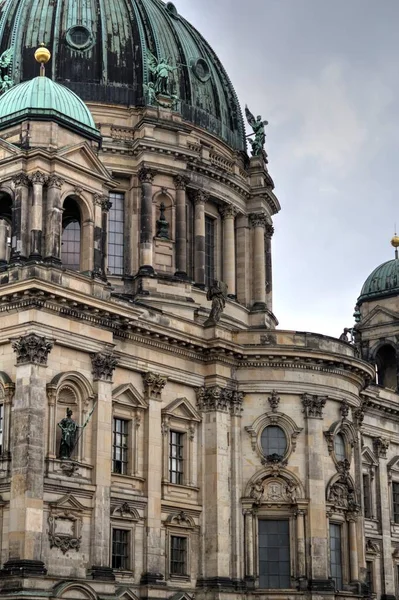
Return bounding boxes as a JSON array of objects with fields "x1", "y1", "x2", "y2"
[
  {"x1": 0, "y1": 76, "x2": 100, "y2": 141},
  {"x1": 358, "y1": 258, "x2": 399, "y2": 304}
]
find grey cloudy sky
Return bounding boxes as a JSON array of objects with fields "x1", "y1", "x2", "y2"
[{"x1": 177, "y1": 0, "x2": 399, "y2": 337}]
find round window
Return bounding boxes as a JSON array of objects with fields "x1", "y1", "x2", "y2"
[
  {"x1": 334, "y1": 433, "x2": 346, "y2": 462},
  {"x1": 192, "y1": 58, "x2": 211, "y2": 83},
  {"x1": 66, "y1": 26, "x2": 93, "y2": 51},
  {"x1": 261, "y1": 425, "x2": 287, "y2": 459}
]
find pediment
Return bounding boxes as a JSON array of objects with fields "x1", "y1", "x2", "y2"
[
  {"x1": 388, "y1": 455, "x2": 399, "y2": 475},
  {"x1": 58, "y1": 142, "x2": 112, "y2": 181},
  {"x1": 112, "y1": 383, "x2": 147, "y2": 409},
  {"x1": 169, "y1": 593, "x2": 194, "y2": 600},
  {"x1": 359, "y1": 305, "x2": 399, "y2": 329},
  {"x1": 362, "y1": 446, "x2": 378, "y2": 466},
  {"x1": 50, "y1": 493, "x2": 86, "y2": 512},
  {"x1": 0, "y1": 138, "x2": 21, "y2": 161},
  {"x1": 116, "y1": 589, "x2": 140, "y2": 600},
  {"x1": 162, "y1": 397, "x2": 201, "y2": 422}
]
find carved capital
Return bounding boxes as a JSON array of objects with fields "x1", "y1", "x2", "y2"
[
  {"x1": 301, "y1": 393, "x2": 327, "y2": 419},
  {"x1": 219, "y1": 203, "x2": 238, "y2": 219},
  {"x1": 90, "y1": 352, "x2": 118, "y2": 382},
  {"x1": 142, "y1": 371, "x2": 167, "y2": 400},
  {"x1": 174, "y1": 175, "x2": 190, "y2": 190},
  {"x1": 352, "y1": 399, "x2": 368, "y2": 430},
  {"x1": 264, "y1": 223, "x2": 274, "y2": 238},
  {"x1": 47, "y1": 175, "x2": 64, "y2": 189},
  {"x1": 230, "y1": 390, "x2": 244, "y2": 416},
  {"x1": 12, "y1": 173, "x2": 30, "y2": 187},
  {"x1": 29, "y1": 170, "x2": 48, "y2": 185},
  {"x1": 249, "y1": 212, "x2": 268, "y2": 229},
  {"x1": 193, "y1": 189, "x2": 209, "y2": 206},
  {"x1": 373, "y1": 437, "x2": 390, "y2": 459},
  {"x1": 196, "y1": 386, "x2": 242, "y2": 413},
  {"x1": 268, "y1": 390, "x2": 280, "y2": 412},
  {"x1": 11, "y1": 333, "x2": 54, "y2": 365},
  {"x1": 74, "y1": 186, "x2": 83, "y2": 197},
  {"x1": 93, "y1": 194, "x2": 112, "y2": 211},
  {"x1": 138, "y1": 167, "x2": 156, "y2": 184}
]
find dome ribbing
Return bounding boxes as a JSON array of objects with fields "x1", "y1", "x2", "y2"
[{"x1": 358, "y1": 258, "x2": 399, "y2": 304}]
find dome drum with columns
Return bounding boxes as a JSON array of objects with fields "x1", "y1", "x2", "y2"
[{"x1": 0, "y1": 4, "x2": 396, "y2": 600}]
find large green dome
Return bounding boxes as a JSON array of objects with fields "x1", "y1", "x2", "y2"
[
  {"x1": 358, "y1": 258, "x2": 399, "y2": 304},
  {"x1": 0, "y1": 0, "x2": 245, "y2": 151},
  {"x1": 0, "y1": 75, "x2": 100, "y2": 140}
]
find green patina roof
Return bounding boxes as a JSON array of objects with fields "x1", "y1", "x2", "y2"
[
  {"x1": 358, "y1": 258, "x2": 399, "y2": 304},
  {"x1": 0, "y1": 75, "x2": 100, "y2": 140}
]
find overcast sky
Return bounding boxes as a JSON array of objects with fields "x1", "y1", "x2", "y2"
[{"x1": 176, "y1": 0, "x2": 399, "y2": 337}]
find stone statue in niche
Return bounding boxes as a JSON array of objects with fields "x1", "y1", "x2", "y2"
[
  {"x1": 58, "y1": 408, "x2": 80, "y2": 460},
  {"x1": 204, "y1": 280, "x2": 228, "y2": 326},
  {"x1": 156, "y1": 202, "x2": 169, "y2": 239}
]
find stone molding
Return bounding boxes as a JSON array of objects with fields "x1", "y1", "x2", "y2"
[
  {"x1": 196, "y1": 386, "x2": 243, "y2": 413},
  {"x1": 11, "y1": 333, "x2": 54, "y2": 365},
  {"x1": 138, "y1": 167, "x2": 156, "y2": 184},
  {"x1": 340, "y1": 400, "x2": 350, "y2": 418},
  {"x1": 12, "y1": 173, "x2": 30, "y2": 187},
  {"x1": 47, "y1": 175, "x2": 64, "y2": 189},
  {"x1": 142, "y1": 371, "x2": 167, "y2": 400},
  {"x1": 249, "y1": 212, "x2": 268, "y2": 229},
  {"x1": 245, "y1": 411, "x2": 302, "y2": 464},
  {"x1": 193, "y1": 189, "x2": 209, "y2": 206},
  {"x1": 29, "y1": 170, "x2": 48, "y2": 185},
  {"x1": 301, "y1": 393, "x2": 327, "y2": 419},
  {"x1": 174, "y1": 174, "x2": 190, "y2": 190},
  {"x1": 373, "y1": 437, "x2": 390, "y2": 459},
  {"x1": 90, "y1": 352, "x2": 118, "y2": 382},
  {"x1": 267, "y1": 390, "x2": 280, "y2": 412},
  {"x1": 219, "y1": 203, "x2": 238, "y2": 219}
]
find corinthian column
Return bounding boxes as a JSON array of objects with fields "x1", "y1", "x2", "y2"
[
  {"x1": 347, "y1": 514, "x2": 359, "y2": 582},
  {"x1": 10, "y1": 173, "x2": 30, "y2": 263},
  {"x1": 193, "y1": 190, "x2": 208, "y2": 287},
  {"x1": 29, "y1": 171, "x2": 47, "y2": 260},
  {"x1": 265, "y1": 222, "x2": 274, "y2": 311},
  {"x1": 139, "y1": 167, "x2": 156, "y2": 275},
  {"x1": 249, "y1": 212, "x2": 267, "y2": 308},
  {"x1": 174, "y1": 175, "x2": 189, "y2": 278},
  {"x1": 220, "y1": 204, "x2": 238, "y2": 297},
  {"x1": 45, "y1": 175, "x2": 64, "y2": 264}
]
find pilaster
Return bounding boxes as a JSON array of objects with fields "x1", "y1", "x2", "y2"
[
  {"x1": 44, "y1": 175, "x2": 64, "y2": 264},
  {"x1": 174, "y1": 175, "x2": 189, "y2": 279},
  {"x1": 193, "y1": 190, "x2": 208, "y2": 288},
  {"x1": 138, "y1": 168, "x2": 156, "y2": 275},
  {"x1": 10, "y1": 173, "x2": 30, "y2": 264},
  {"x1": 220, "y1": 204, "x2": 238, "y2": 298},
  {"x1": 28, "y1": 171, "x2": 48, "y2": 260},
  {"x1": 249, "y1": 212, "x2": 267, "y2": 309}
]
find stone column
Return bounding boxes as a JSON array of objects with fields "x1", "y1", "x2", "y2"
[
  {"x1": 244, "y1": 509, "x2": 254, "y2": 582},
  {"x1": 2, "y1": 382, "x2": 14, "y2": 457},
  {"x1": 10, "y1": 173, "x2": 30, "y2": 263},
  {"x1": 220, "y1": 204, "x2": 238, "y2": 298},
  {"x1": 46, "y1": 384, "x2": 57, "y2": 458},
  {"x1": 301, "y1": 394, "x2": 331, "y2": 589},
  {"x1": 92, "y1": 195, "x2": 110, "y2": 279},
  {"x1": 193, "y1": 190, "x2": 208, "y2": 287},
  {"x1": 296, "y1": 509, "x2": 306, "y2": 580},
  {"x1": 44, "y1": 175, "x2": 64, "y2": 264},
  {"x1": 230, "y1": 392, "x2": 243, "y2": 582},
  {"x1": 347, "y1": 514, "x2": 359, "y2": 582},
  {"x1": 90, "y1": 351, "x2": 118, "y2": 580},
  {"x1": 139, "y1": 168, "x2": 156, "y2": 275},
  {"x1": 5, "y1": 333, "x2": 53, "y2": 575},
  {"x1": 0, "y1": 219, "x2": 8, "y2": 266},
  {"x1": 174, "y1": 175, "x2": 189, "y2": 278},
  {"x1": 141, "y1": 372, "x2": 167, "y2": 584},
  {"x1": 265, "y1": 223, "x2": 274, "y2": 311},
  {"x1": 196, "y1": 386, "x2": 232, "y2": 586},
  {"x1": 249, "y1": 213, "x2": 267, "y2": 309},
  {"x1": 29, "y1": 171, "x2": 47, "y2": 260},
  {"x1": 377, "y1": 439, "x2": 395, "y2": 600}
]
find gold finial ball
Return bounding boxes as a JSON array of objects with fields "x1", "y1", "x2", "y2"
[
  {"x1": 34, "y1": 44, "x2": 51, "y2": 65},
  {"x1": 391, "y1": 235, "x2": 399, "y2": 248}
]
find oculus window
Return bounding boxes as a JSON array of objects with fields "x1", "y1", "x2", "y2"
[{"x1": 261, "y1": 425, "x2": 287, "y2": 460}]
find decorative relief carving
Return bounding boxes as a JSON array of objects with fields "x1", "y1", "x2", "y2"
[
  {"x1": 195, "y1": 386, "x2": 243, "y2": 413},
  {"x1": 340, "y1": 400, "x2": 350, "y2": 418},
  {"x1": 249, "y1": 212, "x2": 268, "y2": 229},
  {"x1": 48, "y1": 494, "x2": 84, "y2": 554},
  {"x1": 93, "y1": 193, "x2": 112, "y2": 211},
  {"x1": 353, "y1": 398, "x2": 368, "y2": 430},
  {"x1": 373, "y1": 437, "x2": 390, "y2": 459},
  {"x1": 90, "y1": 352, "x2": 118, "y2": 382},
  {"x1": 142, "y1": 371, "x2": 167, "y2": 400},
  {"x1": 264, "y1": 223, "x2": 274, "y2": 238},
  {"x1": 174, "y1": 174, "x2": 189, "y2": 190},
  {"x1": 74, "y1": 186, "x2": 83, "y2": 196},
  {"x1": 138, "y1": 167, "x2": 156, "y2": 184},
  {"x1": 326, "y1": 463, "x2": 359, "y2": 513},
  {"x1": 111, "y1": 502, "x2": 139, "y2": 521},
  {"x1": 267, "y1": 390, "x2": 280, "y2": 412},
  {"x1": 12, "y1": 173, "x2": 30, "y2": 187},
  {"x1": 166, "y1": 511, "x2": 195, "y2": 527},
  {"x1": 248, "y1": 473, "x2": 301, "y2": 507},
  {"x1": 11, "y1": 333, "x2": 54, "y2": 365},
  {"x1": 301, "y1": 393, "x2": 327, "y2": 419},
  {"x1": 29, "y1": 170, "x2": 48, "y2": 185},
  {"x1": 60, "y1": 460, "x2": 79, "y2": 477},
  {"x1": 366, "y1": 539, "x2": 380, "y2": 555},
  {"x1": 47, "y1": 175, "x2": 64, "y2": 189}
]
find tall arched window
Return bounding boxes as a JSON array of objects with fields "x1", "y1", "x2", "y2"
[
  {"x1": 375, "y1": 344, "x2": 397, "y2": 390},
  {"x1": 108, "y1": 192, "x2": 124, "y2": 275},
  {"x1": 0, "y1": 194, "x2": 12, "y2": 264},
  {"x1": 62, "y1": 198, "x2": 81, "y2": 270}
]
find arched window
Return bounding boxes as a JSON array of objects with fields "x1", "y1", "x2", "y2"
[
  {"x1": 334, "y1": 433, "x2": 346, "y2": 462},
  {"x1": 0, "y1": 194, "x2": 12, "y2": 264},
  {"x1": 261, "y1": 425, "x2": 287, "y2": 459},
  {"x1": 108, "y1": 192, "x2": 124, "y2": 275},
  {"x1": 375, "y1": 344, "x2": 397, "y2": 390},
  {"x1": 62, "y1": 198, "x2": 81, "y2": 270}
]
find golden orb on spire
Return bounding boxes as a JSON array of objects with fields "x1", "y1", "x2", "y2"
[
  {"x1": 34, "y1": 44, "x2": 51, "y2": 65},
  {"x1": 391, "y1": 235, "x2": 399, "y2": 249}
]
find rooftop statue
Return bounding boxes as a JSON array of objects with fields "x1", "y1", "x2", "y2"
[
  {"x1": 146, "y1": 50, "x2": 179, "y2": 108},
  {"x1": 245, "y1": 105, "x2": 268, "y2": 156},
  {"x1": 204, "y1": 280, "x2": 228, "y2": 326},
  {"x1": 58, "y1": 408, "x2": 81, "y2": 460},
  {"x1": 0, "y1": 48, "x2": 14, "y2": 94}
]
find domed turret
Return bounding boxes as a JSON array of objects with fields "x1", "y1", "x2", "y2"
[
  {"x1": 358, "y1": 258, "x2": 399, "y2": 304},
  {"x1": 0, "y1": 0, "x2": 245, "y2": 150}
]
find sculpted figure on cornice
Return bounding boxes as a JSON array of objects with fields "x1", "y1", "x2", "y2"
[
  {"x1": 204, "y1": 280, "x2": 228, "y2": 326},
  {"x1": 90, "y1": 352, "x2": 118, "y2": 382},
  {"x1": 11, "y1": 333, "x2": 54, "y2": 365}
]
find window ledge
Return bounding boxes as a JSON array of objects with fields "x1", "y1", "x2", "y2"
[
  {"x1": 169, "y1": 574, "x2": 190, "y2": 582},
  {"x1": 112, "y1": 473, "x2": 145, "y2": 482},
  {"x1": 163, "y1": 482, "x2": 199, "y2": 492}
]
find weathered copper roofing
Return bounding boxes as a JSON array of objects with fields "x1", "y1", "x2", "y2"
[
  {"x1": 0, "y1": 75, "x2": 100, "y2": 140},
  {"x1": 358, "y1": 258, "x2": 399, "y2": 304},
  {"x1": 0, "y1": 0, "x2": 245, "y2": 150}
]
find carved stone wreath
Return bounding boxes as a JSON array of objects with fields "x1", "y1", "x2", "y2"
[
  {"x1": 245, "y1": 412, "x2": 302, "y2": 464},
  {"x1": 48, "y1": 512, "x2": 82, "y2": 554}
]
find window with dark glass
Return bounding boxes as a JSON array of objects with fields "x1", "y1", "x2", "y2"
[
  {"x1": 112, "y1": 418, "x2": 128, "y2": 475},
  {"x1": 169, "y1": 431, "x2": 184, "y2": 484},
  {"x1": 393, "y1": 482, "x2": 399, "y2": 523},
  {"x1": 112, "y1": 529, "x2": 129, "y2": 570},
  {"x1": 108, "y1": 192, "x2": 124, "y2": 275},
  {"x1": 0, "y1": 404, "x2": 3, "y2": 454},
  {"x1": 366, "y1": 561, "x2": 374, "y2": 594},
  {"x1": 205, "y1": 216, "x2": 215, "y2": 287},
  {"x1": 330, "y1": 523, "x2": 343, "y2": 591},
  {"x1": 334, "y1": 433, "x2": 346, "y2": 462},
  {"x1": 260, "y1": 426, "x2": 287, "y2": 460},
  {"x1": 170, "y1": 535, "x2": 187, "y2": 576},
  {"x1": 62, "y1": 198, "x2": 81, "y2": 270},
  {"x1": 363, "y1": 473, "x2": 372, "y2": 518},
  {"x1": 259, "y1": 519, "x2": 290, "y2": 589}
]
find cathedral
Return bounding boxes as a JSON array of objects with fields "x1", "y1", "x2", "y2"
[{"x1": 0, "y1": 2, "x2": 396, "y2": 600}]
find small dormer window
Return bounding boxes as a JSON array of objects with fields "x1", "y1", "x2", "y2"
[{"x1": 66, "y1": 26, "x2": 93, "y2": 51}]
